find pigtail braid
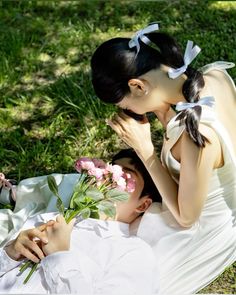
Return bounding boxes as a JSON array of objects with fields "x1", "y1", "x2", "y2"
[{"x1": 180, "y1": 67, "x2": 207, "y2": 147}]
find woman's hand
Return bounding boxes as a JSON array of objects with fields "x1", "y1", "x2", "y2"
[
  {"x1": 106, "y1": 111, "x2": 154, "y2": 158},
  {"x1": 42, "y1": 215, "x2": 75, "y2": 256},
  {"x1": 4, "y1": 221, "x2": 55, "y2": 263}
]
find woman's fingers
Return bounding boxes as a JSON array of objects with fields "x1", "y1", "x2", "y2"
[{"x1": 106, "y1": 119, "x2": 125, "y2": 136}]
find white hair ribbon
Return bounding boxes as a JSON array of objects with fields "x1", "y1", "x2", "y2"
[
  {"x1": 128, "y1": 23, "x2": 159, "y2": 54},
  {"x1": 175, "y1": 96, "x2": 215, "y2": 112},
  {"x1": 168, "y1": 40, "x2": 201, "y2": 79}
]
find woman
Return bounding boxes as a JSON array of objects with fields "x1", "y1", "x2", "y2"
[{"x1": 91, "y1": 23, "x2": 236, "y2": 294}]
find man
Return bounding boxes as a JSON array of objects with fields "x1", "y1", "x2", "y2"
[{"x1": 0, "y1": 149, "x2": 161, "y2": 294}]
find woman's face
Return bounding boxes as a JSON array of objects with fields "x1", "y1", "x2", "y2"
[
  {"x1": 117, "y1": 92, "x2": 159, "y2": 115},
  {"x1": 117, "y1": 67, "x2": 171, "y2": 115}
]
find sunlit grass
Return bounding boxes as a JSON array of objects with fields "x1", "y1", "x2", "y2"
[{"x1": 209, "y1": 1, "x2": 236, "y2": 10}]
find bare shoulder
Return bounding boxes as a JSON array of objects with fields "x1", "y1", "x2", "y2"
[{"x1": 180, "y1": 123, "x2": 223, "y2": 169}]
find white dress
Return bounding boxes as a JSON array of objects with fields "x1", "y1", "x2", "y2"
[{"x1": 137, "y1": 61, "x2": 236, "y2": 294}]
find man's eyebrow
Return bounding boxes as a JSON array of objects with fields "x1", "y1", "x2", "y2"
[{"x1": 123, "y1": 166, "x2": 138, "y2": 176}]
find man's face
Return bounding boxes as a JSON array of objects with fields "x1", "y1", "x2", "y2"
[{"x1": 113, "y1": 157, "x2": 150, "y2": 223}]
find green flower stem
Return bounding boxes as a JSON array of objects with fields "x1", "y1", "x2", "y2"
[
  {"x1": 23, "y1": 262, "x2": 38, "y2": 284},
  {"x1": 65, "y1": 199, "x2": 101, "y2": 223},
  {"x1": 64, "y1": 209, "x2": 80, "y2": 223},
  {"x1": 19, "y1": 260, "x2": 33, "y2": 273}
]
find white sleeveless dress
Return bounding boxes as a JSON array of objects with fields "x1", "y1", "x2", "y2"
[{"x1": 136, "y1": 62, "x2": 236, "y2": 294}]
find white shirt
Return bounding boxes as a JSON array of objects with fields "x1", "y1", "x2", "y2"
[{"x1": 0, "y1": 212, "x2": 156, "y2": 294}]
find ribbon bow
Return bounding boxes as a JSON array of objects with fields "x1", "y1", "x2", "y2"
[
  {"x1": 175, "y1": 96, "x2": 215, "y2": 112},
  {"x1": 128, "y1": 23, "x2": 159, "y2": 55},
  {"x1": 168, "y1": 40, "x2": 201, "y2": 79}
]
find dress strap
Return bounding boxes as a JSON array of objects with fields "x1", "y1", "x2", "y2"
[{"x1": 200, "y1": 61, "x2": 235, "y2": 74}]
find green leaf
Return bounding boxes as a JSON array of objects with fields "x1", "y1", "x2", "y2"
[
  {"x1": 80, "y1": 207, "x2": 91, "y2": 219},
  {"x1": 106, "y1": 188, "x2": 129, "y2": 202},
  {"x1": 56, "y1": 199, "x2": 65, "y2": 215},
  {"x1": 64, "y1": 209, "x2": 75, "y2": 221},
  {"x1": 73, "y1": 193, "x2": 87, "y2": 207},
  {"x1": 90, "y1": 210, "x2": 100, "y2": 219},
  {"x1": 82, "y1": 196, "x2": 94, "y2": 205},
  {"x1": 47, "y1": 175, "x2": 65, "y2": 215},
  {"x1": 47, "y1": 175, "x2": 59, "y2": 196},
  {"x1": 85, "y1": 187, "x2": 104, "y2": 201},
  {"x1": 97, "y1": 200, "x2": 116, "y2": 218},
  {"x1": 70, "y1": 191, "x2": 83, "y2": 209},
  {"x1": 73, "y1": 173, "x2": 87, "y2": 192},
  {"x1": 0, "y1": 203, "x2": 14, "y2": 210}
]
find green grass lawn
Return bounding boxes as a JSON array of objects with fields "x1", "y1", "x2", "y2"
[{"x1": 0, "y1": 1, "x2": 235, "y2": 293}]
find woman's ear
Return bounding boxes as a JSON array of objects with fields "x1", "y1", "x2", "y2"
[
  {"x1": 135, "y1": 197, "x2": 152, "y2": 214},
  {"x1": 128, "y1": 79, "x2": 148, "y2": 97}
]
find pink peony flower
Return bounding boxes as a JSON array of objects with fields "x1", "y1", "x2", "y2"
[
  {"x1": 126, "y1": 178, "x2": 136, "y2": 193},
  {"x1": 92, "y1": 159, "x2": 106, "y2": 169},
  {"x1": 74, "y1": 158, "x2": 135, "y2": 194},
  {"x1": 88, "y1": 167, "x2": 104, "y2": 180},
  {"x1": 106, "y1": 164, "x2": 124, "y2": 182},
  {"x1": 75, "y1": 157, "x2": 95, "y2": 172},
  {"x1": 116, "y1": 176, "x2": 127, "y2": 191}
]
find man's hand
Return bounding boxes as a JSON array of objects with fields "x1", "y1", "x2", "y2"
[
  {"x1": 42, "y1": 215, "x2": 75, "y2": 256},
  {"x1": 4, "y1": 221, "x2": 55, "y2": 263}
]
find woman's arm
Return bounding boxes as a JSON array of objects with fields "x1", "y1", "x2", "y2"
[
  {"x1": 109, "y1": 114, "x2": 221, "y2": 227},
  {"x1": 141, "y1": 128, "x2": 220, "y2": 227}
]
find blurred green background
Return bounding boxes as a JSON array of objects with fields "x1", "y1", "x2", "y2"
[{"x1": 0, "y1": 1, "x2": 235, "y2": 292}]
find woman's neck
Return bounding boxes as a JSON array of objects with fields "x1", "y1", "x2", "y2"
[{"x1": 154, "y1": 107, "x2": 177, "y2": 129}]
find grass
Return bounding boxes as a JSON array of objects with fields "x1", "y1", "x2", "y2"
[{"x1": 0, "y1": 0, "x2": 235, "y2": 293}]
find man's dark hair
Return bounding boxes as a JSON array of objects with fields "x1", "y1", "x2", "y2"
[{"x1": 112, "y1": 148, "x2": 162, "y2": 203}]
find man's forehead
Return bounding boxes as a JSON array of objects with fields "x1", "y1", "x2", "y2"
[{"x1": 114, "y1": 158, "x2": 138, "y2": 176}]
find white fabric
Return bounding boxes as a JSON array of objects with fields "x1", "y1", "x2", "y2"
[
  {"x1": 0, "y1": 173, "x2": 79, "y2": 247},
  {"x1": 137, "y1": 61, "x2": 236, "y2": 294},
  {"x1": 0, "y1": 213, "x2": 156, "y2": 294}
]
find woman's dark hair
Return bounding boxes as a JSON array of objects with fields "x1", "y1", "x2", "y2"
[
  {"x1": 112, "y1": 148, "x2": 162, "y2": 203},
  {"x1": 91, "y1": 32, "x2": 206, "y2": 147}
]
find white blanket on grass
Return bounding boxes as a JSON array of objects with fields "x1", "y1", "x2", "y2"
[{"x1": 0, "y1": 173, "x2": 79, "y2": 247}]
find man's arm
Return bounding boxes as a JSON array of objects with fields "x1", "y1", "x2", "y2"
[
  {"x1": 0, "y1": 221, "x2": 54, "y2": 276},
  {"x1": 0, "y1": 247, "x2": 22, "y2": 276},
  {"x1": 41, "y1": 216, "x2": 156, "y2": 294}
]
